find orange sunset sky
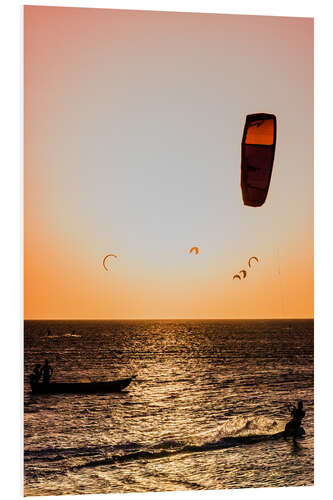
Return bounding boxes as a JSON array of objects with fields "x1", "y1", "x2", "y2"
[{"x1": 24, "y1": 6, "x2": 313, "y2": 319}]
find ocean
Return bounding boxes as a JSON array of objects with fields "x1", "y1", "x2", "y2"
[{"x1": 24, "y1": 319, "x2": 314, "y2": 496}]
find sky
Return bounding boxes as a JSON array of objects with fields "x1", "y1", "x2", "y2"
[{"x1": 24, "y1": 6, "x2": 313, "y2": 319}]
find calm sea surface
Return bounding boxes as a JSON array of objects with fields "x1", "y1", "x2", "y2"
[{"x1": 24, "y1": 319, "x2": 314, "y2": 496}]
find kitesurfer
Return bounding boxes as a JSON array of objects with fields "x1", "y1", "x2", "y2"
[
  {"x1": 40, "y1": 359, "x2": 53, "y2": 384},
  {"x1": 284, "y1": 400, "x2": 305, "y2": 444}
]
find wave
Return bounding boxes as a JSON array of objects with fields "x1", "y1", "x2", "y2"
[
  {"x1": 72, "y1": 417, "x2": 301, "y2": 471},
  {"x1": 72, "y1": 434, "x2": 285, "y2": 471},
  {"x1": 25, "y1": 417, "x2": 305, "y2": 474},
  {"x1": 25, "y1": 441, "x2": 143, "y2": 461}
]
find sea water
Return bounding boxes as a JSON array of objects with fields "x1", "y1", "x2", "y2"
[{"x1": 24, "y1": 319, "x2": 314, "y2": 496}]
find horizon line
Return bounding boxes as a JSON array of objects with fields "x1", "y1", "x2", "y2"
[{"x1": 24, "y1": 317, "x2": 314, "y2": 321}]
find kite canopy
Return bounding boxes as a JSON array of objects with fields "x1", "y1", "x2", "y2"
[
  {"x1": 241, "y1": 113, "x2": 277, "y2": 207},
  {"x1": 102, "y1": 254, "x2": 118, "y2": 271},
  {"x1": 248, "y1": 256, "x2": 259, "y2": 268}
]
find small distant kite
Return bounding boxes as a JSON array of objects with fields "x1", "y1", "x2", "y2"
[
  {"x1": 248, "y1": 256, "x2": 259, "y2": 268},
  {"x1": 239, "y1": 269, "x2": 247, "y2": 279},
  {"x1": 189, "y1": 247, "x2": 199, "y2": 255},
  {"x1": 233, "y1": 274, "x2": 241, "y2": 280},
  {"x1": 103, "y1": 253, "x2": 118, "y2": 271}
]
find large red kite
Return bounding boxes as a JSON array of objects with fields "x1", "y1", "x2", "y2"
[{"x1": 241, "y1": 113, "x2": 277, "y2": 207}]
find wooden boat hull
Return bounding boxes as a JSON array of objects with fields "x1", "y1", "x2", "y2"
[{"x1": 30, "y1": 377, "x2": 132, "y2": 394}]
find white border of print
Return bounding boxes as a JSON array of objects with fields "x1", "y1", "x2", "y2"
[{"x1": 1, "y1": 0, "x2": 331, "y2": 499}]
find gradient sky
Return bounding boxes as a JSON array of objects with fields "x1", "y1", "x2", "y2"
[{"x1": 24, "y1": 6, "x2": 313, "y2": 319}]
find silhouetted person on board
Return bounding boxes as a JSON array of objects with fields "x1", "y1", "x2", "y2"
[
  {"x1": 284, "y1": 400, "x2": 305, "y2": 445},
  {"x1": 29, "y1": 364, "x2": 41, "y2": 384},
  {"x1": 41, "y1": 359, "x2": 53, "y2": 384}
]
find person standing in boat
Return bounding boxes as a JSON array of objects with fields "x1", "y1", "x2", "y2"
[
  {"x1": 40, "y1": 359, "x2": 53, "y2": 384},
  {"x1": 29, "y1": 363, "x2": 42, "y2": 384}
]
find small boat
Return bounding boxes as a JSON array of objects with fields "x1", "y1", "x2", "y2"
[{"x1": 30, "y1": 377, "x2": 133, "y2": 395}]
